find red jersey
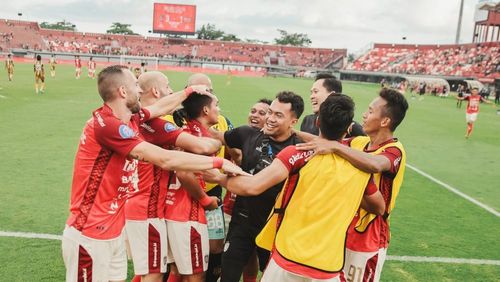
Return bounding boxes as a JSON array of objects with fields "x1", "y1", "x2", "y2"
[
  {"x1": 125, "y1": 119, "x2": 182, "y2": 220},
  {"x1": 88, "y1": 61, "x2": 96, "y2": 70},
  {"x1": 465, "y1": 95, "x2": 481, "y2": 114},
  {"x1": 222, "y1": 192, "x2": 237, "y2": 215},
  {"x1": 66, "y1": 104, "x2": 150, "y2": 240},
  {"x1": 75, "y1": 58, "x2": 81, "y2": 68},
  {"x1": 164, "y1": 120, "x2": 211, "y2": 223},
  {"x1": 345, "y1": 139, "x2": 403, "y2": 252}
]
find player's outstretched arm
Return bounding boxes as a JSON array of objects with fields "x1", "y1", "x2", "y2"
[
  {"x1": 129, "y1": 141, "x2": 248, "y2": 175},
  {"x1": 296, "y1": 139, "x2": 391, "y2": 173},
  {"x1": 480, "y1": 96, "x2": 493, "y2": 104},
  {"x1": 175, "y1": 132, "x2": 222, "y2": 155},
  {"x1": 176, "y1": 171, "x2": 218, "y2": 210},
  {"x1": 208, "y1": 127, "x2": 227, "y2": 145},
  {"x1": 145, "y1": 85, "x2": 215, "y2": 119},
  {"x1": 360, "y1": 191, "x2": 385, "y2": 216},
  {"x1": 205, "y1": 159, "x2": 289, "y2": 196}
]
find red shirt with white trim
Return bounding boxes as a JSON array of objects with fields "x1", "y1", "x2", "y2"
[
  {"x1": 66, "y1": 104, "x2": 149, "y2": 240},
  {"x1": 125, "y1": 118, "x2": 182, "y2": 220},
  {"x1": 164, "y1": 120, "x2": 210, "y2": 223},
  {"x1": 465, "y1": 95, "x2": 481, "y2": 114},
  {"x1": 346, "y1": 138, "x2": 403, "y2": 252}
]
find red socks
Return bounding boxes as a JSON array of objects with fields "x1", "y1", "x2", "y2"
[{"x1": 243, "y1": 275, "x2": 257, "y2": 282}]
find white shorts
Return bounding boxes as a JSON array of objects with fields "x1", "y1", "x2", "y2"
[
  {"x1": 125, "y1": 218, "x2": 168, "y2": 275},
  {"x1": 62, "y1": 226, "x2": 127, "y2": 282},
  {"x1": 343, "y1": 248, "x2": 387, "y2": 282},
  {"x1": 206, "y1": 206, "x2": 225, "y2": 240},
  {"x1": 262, "y1": 258, "x2": 340, "y2": 282},
  {"x1": 166, "y1": 220, "x2": 209, "y2": 275},
  {"x1": 466, "y1": 113, "x2": 478, "y2": 123}
]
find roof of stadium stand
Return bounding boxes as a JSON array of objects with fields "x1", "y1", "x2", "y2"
[{"x1": 479, "y1": 1, "x2": 500, "y2": 12}]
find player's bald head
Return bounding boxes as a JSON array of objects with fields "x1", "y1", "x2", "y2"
[
  {"x1": 97, "y1": 65, "x2": 130, "y2": 102},
  {"x1": 138, "y1": 71, "x2": 168, "y2": 94},
  {"x1": 187, "y1": 73, "x2": 212, "y2": 90}
]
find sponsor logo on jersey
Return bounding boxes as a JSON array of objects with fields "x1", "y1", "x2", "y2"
[
  {"x1": 119, "y1": 124, "x2": 135, "y2": 139},
  {"x1": 192, "y1": 124, "x2": 201, "y2": 135},
  {"x1": 94, "y1": 112, "x2": 106, "y2": 127},
  {"x1": 288, "y1": 150, "x2": 314, "y2": 166},
  {"x1": 140, "y1": 123, "x2": 155, "y2": 133},
  {"x1": 164, "y1": 122, "x2": 177, "y2": 132},
  {"x1": 393, "y1": 156, "x2": 401, "y2": 168}
]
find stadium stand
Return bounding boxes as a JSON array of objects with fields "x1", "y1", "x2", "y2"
[
  {"x1": 0, "y1": 19, "x2": 45, "y2": 51},
  {"x1": 0, "y1": 18, "x2": 345, "y2": 68},
  {"x1": 348, "y1": 43, "x2": 500, "y2": 80}
]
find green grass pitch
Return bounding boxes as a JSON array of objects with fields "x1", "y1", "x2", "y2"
[{"x1": 0, "y1": 63, "x2": 499, "y2": 281}]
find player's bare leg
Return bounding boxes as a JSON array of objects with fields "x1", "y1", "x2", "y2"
[
  {"x1": 181, "y1": 273, "x2": 204, "y2": 282},
  {"x1": 166, "y1": 264, "x2": 204, "y2": 282},
  {"x1": 465, "y1": 122, "x2": 474, "y2": 138},
  {"x1": 206, "y1": 239, "x2": 223, "y2": 281},
  {"x1": 138, "y1": 273, "x2": 163, "y2": 282}
]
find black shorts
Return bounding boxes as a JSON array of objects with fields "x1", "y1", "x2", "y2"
[{"x1": 207, "y1": 185, "x2": 222, "y2": 200}]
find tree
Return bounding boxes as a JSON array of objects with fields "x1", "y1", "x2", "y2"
[
  {"x1": 196, "y1": 24, "x2": 225, "y2": 40},
  {"x1": 106, "y1": 22, "x2": 137, "y2": 35},
  {"x1": 221, "y1": 33, "x2": 241, "y2": 42},
  {"x1": 347, "y1": 53, "x2": 356, "y2": 63},
  {"x1": 40, "y1": 20, "x2": 76, "y2": 31},
  {"x1": 274, "y1": 29, "x2": 312, "y2": 47},
  {"x1": 195, "y1": 23, "x2": 242, "y2": 42}
]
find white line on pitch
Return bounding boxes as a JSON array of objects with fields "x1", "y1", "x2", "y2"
[
  {"x1": 0, "y1": 230, "x2": 62, "y2": 240},
  {"x1": 1, "y1": 230, "x2": 499, "y2": 266},
  {"x1": 387, "y1": 255, "x2": 500, "y2": 266},
  {"x1": 406, "y1": 163, "x2": 500, "y2": 217}
]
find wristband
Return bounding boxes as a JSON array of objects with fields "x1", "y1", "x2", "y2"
[
  {"x1": 212, "y1": 157, "x2": 223, "y2": 169},
  {"x1": 199, "y1": 195, "x2": 213, "y2": 207},
  {"x1": 184, "y1": 86, "x2": 193, "y2": 97}
]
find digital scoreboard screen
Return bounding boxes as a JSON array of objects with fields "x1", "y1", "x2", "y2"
[{"x1": 153, "y1": 3, "x2": 196, "y2": 34}]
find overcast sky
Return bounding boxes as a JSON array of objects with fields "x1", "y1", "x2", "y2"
[{"x1": 0, "y1": 0, "x2": 494, "y2": 52}]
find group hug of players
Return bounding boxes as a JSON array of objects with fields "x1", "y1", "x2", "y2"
[{"x1": 62, "y1": 63, "x2": 409, "y2": 282}]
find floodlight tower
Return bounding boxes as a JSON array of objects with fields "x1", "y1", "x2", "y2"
[{"x1": 455, "y1": 0, "x2": 465, "y2": 44}]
